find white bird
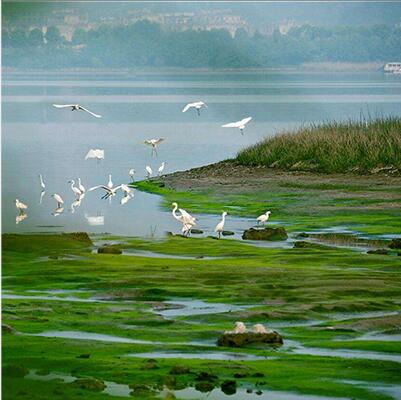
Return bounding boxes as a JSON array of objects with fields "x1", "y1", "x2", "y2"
[
  {"x1": 77, "y1": 178, "x2": 86, "y2": 193},
  {"x1": 214, "y1": 211, "x2": 227, "y2": 239},
  {"x1": 70, "y1": 196, "x2": 83, "y2": 214},
  {"x1": 256, "y1": 211, "x2": 271, "y2": 226},
  {"x1": 85, "y1": 149, "x2": 104, "y2": 162},
  {"x1": 225, "y1": 321, "x2": 247, "y2": 334},
  {"x1": 39, "y1": 190, "x2": 46, "y2": 205},
  {"x1": 144, "y1": 138, "x2": 164, "y2": 156},
  {"x1": 39, "y1": 174, "x2": 45, "y2": 190},
  {"x1": 53, "y1": 104, "x2": 102, "y2": 118},
  {"x1": 158, "y1": 162, "x2": 166, "y2": 176},
  {"x1": 181, "y1": 221, "x2": 195, "y2": 237},
  {"x1": 51, "y1": 193, "x2": 64, "y2": 207},
  {"x1": 222, "y1": 117, "x2": 252, "y2": 134},
  {"x1": 89, "y1": 185, "x2": 122, "y2": 199},
  {"x1": 107, "y1": 174, "x2": 113, "y2": 189},
  {"x1": 120, "y1": 184, "x2": 132, "y2": 196},
  {"x1": 182, "y1": 101, "x2": 207, "y2": 116},
  {"x1": 68, "y1": 180, "x2": 83, "y2": 197},
  {"x1": 120, "y1": 193, "x2": 134, "y2": 206},
  {"x1": 145, "y1": 166, "x2": 153, "y2": 179},
  {"x1": 15, "y1": 199, "x2": 28, "y2": 213},
  {"x1": 171, "y1": 202, "x2": 196, "y2": 226},
  {"x1": 129, "y1": 168, "x2": 136, "y2": 182},
  {"x1": 252, "y1": 324, "x2": 270, "y2": 334}
]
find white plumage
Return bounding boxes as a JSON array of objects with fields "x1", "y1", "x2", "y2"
[
  {"x1": 214, "y1": 211, "x2": 227, "y2": 239},
  {"x1": 39, "y1": 174, "x2": 45, "y2": 190},
  {"x1": 107, "y1": 174, "x2": 113, "y2": 189},
  {"x1": 252, "y1": 324, "x2": 269, "y2": 334},
  {"x1": 182, "y1": 101, "x2": 207, "y2": 115},
  {"x1": 158, "y1": 162, "x2": 166, "y2": 176},
  {"x1": 68, "y1": 180, "x2": 83, "y2": 197},
  {"x1": 51, "y1": 193, "x2": 64, "y2": 207},
  {"x1": 129, "y1": 168, "x2": 136, "y2": 181},
  {"x1": 222, "y1": 117, "x2": 252, "y2": 134},
  {"x1": 85, "y1": 149, "x2": 104, "y2": 161},
  {"x1": 256, "y1": 210, "x2": 271, "y2": 225},
  {"x1": 89, "y1": 185, "x2": 122, "y2": 199},
  {"x1": 53, "y1": 104, "x2": 102, "y2": 118},
  {"x1": 77, "y1": 178, "x2": 86, "y2": 193},
  {"x1": 225, "y1": 321, "x2": 247, "y2": 334},
  {"x1": 144, "y1": 138, "x2": 164, "y2": 156},
  {"x1": 145, "y1": 166, "x2": 153, "y2": 179},
  {"x1": 15, "y1": 199, "x2": 28, "y2": 212}
]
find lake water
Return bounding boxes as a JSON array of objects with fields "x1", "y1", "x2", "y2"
[{"x1": 3, "y1": 71, "x2": 401, "y2": 236}]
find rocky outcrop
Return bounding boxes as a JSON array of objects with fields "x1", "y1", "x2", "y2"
[
  {"x1": 367, "y1": 249, "x2": 390, "y2": 255},
  {"x1": 389, "y1": 239, "x2": 401, "y2": 249},
  {"x1": 71, "y1": 378, "x2": 106, "y2": 391},
  {"x1": 293, "y1": 241, "x2": 332, "y2": 250},
  {"x1": 242, "y1": 227, "x2": 288, "y2": 241},
  {"x1": 217, "y1": 331, "x2": 283, "y2": 347},
  {"x1": 2, "y1": 324, "x2": 15, "y2": 334}
]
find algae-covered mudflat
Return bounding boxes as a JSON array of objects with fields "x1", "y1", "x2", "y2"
[{"x1": 3, "y1": 166, "x2": 401, "y2": 400}]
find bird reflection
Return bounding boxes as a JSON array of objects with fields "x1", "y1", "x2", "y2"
[
  {"x1": 85, "y1": 213, "x2": 104, "y2": 226},
  {"x1": 120, "y1": 193, "x2": 134, "y2": 205},
  {"x1": 149, "y1": 225, "x2": 157, "y2": 238},
  {"x1": 39, "y1": 190, "x2": 46, "y2": 205},
  {"x1": 52, "y1": 207, "x2": 64, "y2": 217},
  {"x1": 70, "y1": 194, "x2": 85, "y2": 214},
  {"x1": 16, "y1": 213, "x2": 28, "y2": 224}
]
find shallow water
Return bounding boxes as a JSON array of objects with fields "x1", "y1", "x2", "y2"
[
  {"x1": 3, "y1": 71, "x2": 401, "y2": 236},
  {"x1": 126, "y1": 351, "x2": 267, "y2": 361},
  {"x1": 340, "y1": 380, "x2": 401, "y2": 400}
]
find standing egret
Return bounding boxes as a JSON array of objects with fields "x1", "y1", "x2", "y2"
[
  {"x1": 182, "y1": 101, "x2": 207, "y2": 116},
  {"x1": 15, "y1": 199, "x2": 28, "y2": 213},
  {"x1": 53, "y1": 104, "x2": 102, "y2": 118},
  {"x1": 85, "y1": 149, "x2": 104, "y2": 162},
  {"x1": 107, "y1": 174, "x2": 113, "y2": 189},
  {"x1": 222, "y1": 117, "x2": 252, "y2": 135},
  {"x1": 39, "y1": 174, "x2": 45, "y2": 190},
  {"x1": 256, "y1": 211, "x2": 271, "y2": 226},
  {"x1": 144, "y1": 138, "x2": 164, "y2": 156},
  {"x1": 51, "y1": 193, "x2": 64, "y2": 207},
  {"x1": 68, "y1": 180, "x2": 82, "y2": 198},
  {"x1": 171, "y1": 202, "x2": 196, "y2": 226},
  {"x1": 89, "y1": 185, "x2": 122, "y2": 199},
  {"x1": 158, "y1": 162, "x2": 166, "y2": 176},
  {"x1": 77, "y1": 178, "x2": 86, "y2": 194},
  {"x1": 129, "y1": 168, "x2": 136, "y2": 182},
  {"x1": 215, "y1": 211, "x2": 228, "y2": 239},
  {"x1": 145, "y1": 166, "x2": 153, "y2": 179}
]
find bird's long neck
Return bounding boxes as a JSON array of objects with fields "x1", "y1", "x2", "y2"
[
  {"x1": 39, "y1": 175, "x2": 44, "y2": 185},
  {"x1": 221, "y1": 213, "x2": 226, "y2": 224},
  {"x1": 70, "y1": 181, "x2": 75, "y2": 189},
  {"x1": 172, "y1": 204, "x2": 180, "y2": 220}
]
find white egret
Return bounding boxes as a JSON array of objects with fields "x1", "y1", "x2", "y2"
[
  {"x1": 144, "y1": 138, "x2": 164, "y2": 156},
  {"x1": 16, "y1": 213, "x2": 28, "y2": 224},
  {"x1": 77, "y1": 178, "x2": 86, "y2": 193},
  {"x1": 145, "y1": 166, "x2": 153, "y2": 179},
  {"x1": 120, "y1": 184, "x2": 132, "y2": 196},
  {"x1": 222, "y1": 117, "x2": 252, "y2": 134},
  {"x1": 214, "y1": 211, "x2": 228, "y2": 239},
  {"x1": 225, "y1": 322, "x2": 247, "y2": 334},
  {"x1": 129, "y1": 168, "x2": 136, "y2": 182},
  {"x1": 181, "y1": 221, "x2": 195, "y2": 237},
  {"x1": 89, "y1": 185, "x2": 122, "y2": 199},
  {"x1": 53, "y1": 104, "x2": 102, "y2": 118},
  {"x1": 68, "y1": 180, "x2": 83, "y2": 197},
  {"x1": 39, "y1": 174, "x2": 45, "y2": 190},
  {"x1": 85, "y1": 149, "x2": 104, "y2": 162},
  {"x1": 51, "y1": 193, "x2": 64, "y2": 207},
  {"x1": 182, "y1": 101, "x2": 207, "y2": 116},
  {"x1": 158, "y1": 162, "x2": 166, "y2": 176},
  {"x1": 252, "y1": 324, "x2": 269, "y2": 334},
  {"x1": 256, "y1": 210, "x2": 271, "y2": 226},
  {"x1": 107, "y1": 174, "x2": 113, "y2": 189},
  {"x1": 15, "y1": 199, "x2": 28, "y2": 213},
  {"x1": 171, "y1": 202, "x2": 196, "y2": 226}
]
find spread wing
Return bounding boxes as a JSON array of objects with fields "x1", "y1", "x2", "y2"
[
  {"x1": 79, "y1": 106, "x2": 102, "y2": 118},
  {"x1": 53, "y1": 104, "x2": 75, "y2": 108},
  {"x1": 85, "y1": 149, "x2": 96, "y2": 159},
  {"x1": 222, "y1": 120, "x2": 240, "y2": 128},
  {"x1": 182, "y1": 103, "x2": 195, "y2": 112},
  {"x1": 89, "y1": 185, "x2": 109, "y2": 192},
  {"x1": 240, "y1": 117, "x2": 252, "y2": 125},
  {"x1": 154, "y1": 138, "x2": 164, "y2": 145}
]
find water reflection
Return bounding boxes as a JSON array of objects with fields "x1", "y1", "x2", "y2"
[{"x1": 85, "y1": 213, "x2": 104, "y2": 226}]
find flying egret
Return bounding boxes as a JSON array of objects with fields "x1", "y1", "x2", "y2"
[
  {"x1": 171, "y1": 202, "x2": 196, "y2": 226},
  {"x1": 256, "y1": 211, "x2": 271, "y2": 226},
  {"x1": 129, "y1": 168, "x2": 136, "y2": 182},
  {"x1": 107, "y1": 174, "x2": 113, "y2": 189},
  {"x1": 89, "y1": 185, "x2": 122, "y2": 199},
  {"x1": 77, "y1": 178, "x2": 86, "y2": 193},
  {"x1": 85, "y1": 149, "x2": 104, "y2": 162},
  {"x1": 182, "y1": 101, "x2": 207, "y2": 116},
  {"x1": 39, "y1": 174, "x2": 45, "y2": 190},
  {"x1": 144, "y1": 138, "x2": 164, "y2": 156},
  {"x1": 15, "y1": 199, "x2": 28, "y2": 213},
  {"x1": 214, "y1": 211, "x2": 228, "y2": 239},
  {"x1": 53, "y1": 104, "x2": 102, "y2": 118},
  {"x1": 51, "y1": 193, "x2": 64, "y2": 207},
  {"x1": 145, "y1": 166, "x2": 153, "y2": 179},
  {"x1": 158, "y1": 162, "x2": 166, "y2": 176},
  {"x1": 68, "y1": 180, "x2": 83, "y2": 197},
  {"x1": 222, "y1": 117, "x2": 252, "y2": 134}
]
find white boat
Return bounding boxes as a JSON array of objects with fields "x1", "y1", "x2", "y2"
[{"x1": 384, "y1": 62, "x2": 401, "y2": 72}]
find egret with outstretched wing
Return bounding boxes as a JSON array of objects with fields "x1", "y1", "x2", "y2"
[
  {"x1": 144, "y1": 138, "x2": 164, "y2": 156},
  {"x1": 222, "y1": 117, "x2": 252, "y2": 134},
  {"x1": 53, "y1": 104, "x2": 102, "y2": 118},
  {"x1": 182, "y1": 101, "x2": 207, "y2": 116}
]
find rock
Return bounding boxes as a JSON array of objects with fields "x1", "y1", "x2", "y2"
[
  {"x1": 3, "y1": 364, "x2": 29, "y2": 378},
  {"x1": 170, "y1": 365, "x2": 190, "y2": 375},
  {"x1": 293, "y1": 241, "x2": 332, "y2": 250},
  {"x1": 233, "y1": 372, "x2": 248, "y2": 378},
  {"x1": 62, "y1": 232, "x2": 93, "y2": 245},
  {"x1": 246, "y1": 388, "x2": 253, "y2": 393},
  {"x1": 2, "y1": 324, "x2": 15, "y2": 334},
  {"x1": 70, "y1": 378, "x2": 106, "y2": 392},
  {"x1": 256, "y1": 389, "x2": 263, "y2": 395},
  {"x1": 190, "y1": 229, "x2": 204, "y2": 234},
  {"x1": 195, "y1": 371, "x2": 218, "y2": 382},
  {"x1": 217, "y1": 331, "x2": 283, "y2": 347},
  {"x1": 242, "y1": 227, "x2": 288, "y2": 241},
  {"x1": 195, "y1": 382, "x2": 215, "y2": 393},
  {"x1": 221, "y1": 380, "x2": 237, "y2": 395},
  {"x1": 77, "y1": 354, "x2": 90, "y2": 359},
  {"x1": 367, "y1": 249, "x2": 389, "y2": 255},
  {"x1": 389, "y1": 239, "x2": 401, "y2": 249},
  {"x1": 97, "y1": 245, "x2": 122, "y2": 254},
  {"x1": 222, "y1": 230, "x2": 235, "y2": 236},
  {"x1": 297, "y1": 232, "x2": 309, "y2": 238}
]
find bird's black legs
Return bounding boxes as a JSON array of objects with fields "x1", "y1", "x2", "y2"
[{"x1": 197, "y1": 109, "x2": 200, "y2": 116}]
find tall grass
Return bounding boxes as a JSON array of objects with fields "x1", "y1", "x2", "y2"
[{"x1": 236, "y1": 117, "x2": 401, "y2": 174}]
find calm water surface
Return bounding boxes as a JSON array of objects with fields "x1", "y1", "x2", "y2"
[{"x1": 3, "y1": 71, "x2": 401, "y2": 236}]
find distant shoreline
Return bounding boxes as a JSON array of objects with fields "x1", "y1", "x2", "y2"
[{"x1": 3, "y1": 62, "x2": 384, "y2": 76}]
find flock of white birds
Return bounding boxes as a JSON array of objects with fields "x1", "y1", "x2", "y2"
[{"x1": 15, "y1": 101, "x2": 270, "y2": 237}]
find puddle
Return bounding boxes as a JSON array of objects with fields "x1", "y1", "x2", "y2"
[
  {"x1": 340, "y1": 380, "x2": 401, "y2": 400},
  {"x1": 164, "y1": 387, "x2": 349, "y2": 400},
  {"x1": 327, "y1": 311, "x2": 399, "y2": 322},
  {"x1": 126, "y1": 351, "x2": 268, "y2": 361},
  {"x1": 2, "y1": 291, "x2": 108, "y2": 303},
  {"x1": 153, "y1": 299, "x2": 250, "y2": 318},
  {"x1": 284, "y1": 339, "x2": 401, "y2": 363},
  {"x1": 338, "y1": 332, "x2": 401, "y2": 342},
  {"x1": 122, "y1": 249, "x2": 222, "y2": 260}
]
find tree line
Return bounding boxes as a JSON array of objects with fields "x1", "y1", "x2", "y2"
[{"x1": 3, "y1": 20, "x2": 400, "y2": 68}]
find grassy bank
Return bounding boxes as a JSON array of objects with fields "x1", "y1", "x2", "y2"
[{"x1": 236, "y1": 118, "x2": 401, "y2": 174}]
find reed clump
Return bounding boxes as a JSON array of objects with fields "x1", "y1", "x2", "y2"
[{"x1": 236, "y1": 117, "x2": 401, "y2": 174}]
